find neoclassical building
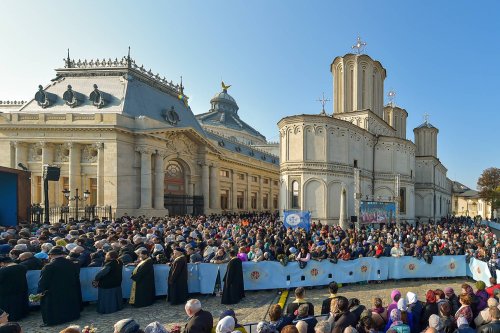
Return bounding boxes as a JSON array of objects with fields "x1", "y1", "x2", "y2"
[
  {"x1": 278, "y1": 51, "x2": 452, "y2": 226},
  {"x1": 0, "y1": 55, "x2": 279, "y2": 220}
]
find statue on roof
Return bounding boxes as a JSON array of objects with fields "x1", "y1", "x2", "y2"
[{"x1": 221, "y1": 81, "x2": 231, "y2": 92}]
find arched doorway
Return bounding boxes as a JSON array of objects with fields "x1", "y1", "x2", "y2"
[
  {"x1": 163, "y1": 160, "x2": 203, "y2": 216},
  {"x1": 164, "y1": 161, "x2": 185, "y2": 195}
]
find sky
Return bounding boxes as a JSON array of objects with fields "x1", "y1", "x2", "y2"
[{"x1": 1, "y1": 0, "x2": 499, "y2": 189}]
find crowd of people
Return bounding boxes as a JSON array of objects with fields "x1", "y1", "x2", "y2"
[{"x1": 0, "y1": 213, "x2": 500, "y2": 330}]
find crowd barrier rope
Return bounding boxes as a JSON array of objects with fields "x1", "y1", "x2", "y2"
[{"x1": 26, "y1": 255, "x2": 500, "y2": 302}]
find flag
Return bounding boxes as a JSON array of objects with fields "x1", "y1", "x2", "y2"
[{"x1": 283, "y1": 210, "x2": 311, "y2": 231}]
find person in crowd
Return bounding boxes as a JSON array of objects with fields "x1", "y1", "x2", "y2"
[
  {"x1": 474, "y1": 281, "x2": 489, "y2": 313},
  {"x1": 216, "y1": 316, "x2": 235, "y2": 333},
  {"x1": 321, "y1": 281, "x2": 339, "y2": 315},
  {"x1": 444, "y1": 288, "x2": 460, "y2": 315},
  {"x1": 129, "y1": 249, "x2": 155, "y2": 308},
  {"x1": 460, "y1": 284, "x2": 479, "y2": 318},
  {"x1": 143, "y1": 322, "x2": 169, "y2": 333},
  {"x1": 388, "y1": 309, "x2": 410, "y2": 333},
  {"x1": 453, "y1": 316, "x2": 474, "y2": 333},
  {"x1": 113, "y1": 318, "x2": 143, "y2": 333},
  {"x1": 286, "y1": 287, "x2": 314, "y2": 317},
  {"x1": 387, "y1": 290, "x2": 401, "y2": 319},
  {"x1": 184, "y1": 299, "x2": 214, "y2": 333},
  {"x1": 292, "y1": 304, "x2": 317, "y2": 333},
  {"x1": 434, "y1": 290, "x2": 448, "y2": 309},
  {"x1": 313, "y1": 321, "x2": 330, "y2": 333},
  {"x1": 474, "y1": 297, "x2": 499, "y2": 329},
  {"x1": 211, "y1": 248, "x2": 230, "y2": 264},
  {"x1": 269, "y1": 304, "x2": 293, "y2": 332},
  {"x1": 281, "y1": 325, "x2": 299, "y2": 333},
  {"x1": 406, "y1": 292, "x2": 422, "y2": 333},
  {"x1": 454, "y1": 294, "x2": 473, "y2": 325},
  {"x1": 18, "y1": 252, "x2": 43, "y2": 270},
  {"x1": 168, "y1": 247, "x2": 188, "y2": 305},
  {"x1": 0, "y1": 322, "x2": 22, "y2": 333},
  {"x1": 0, "y1": 257, "x2": 29, "y2": 321},
  {"x1": 421, "y1": 290, "x2": 439, "y2": 329},
  {"x1": 485, "y1": 277, "x2": 500, "y2": 298},
  {"x1": 370, "y1": 297, "x2": 387, "y2": 331},
  {"x1": 427, "y1": 314, "x2": 444, "y2": 333},
  {"x1": 222, "y1": 249, "x2": 245, "y2": 305},
  {"x1": 477, "y1": 307, "x2": 500, "y2": 333},
  {"x1": 256, "y1": 321, "x2": 274, "y2": 333},
  {"x1": 0, "y1": 310, "x2": 8, "y2": 325},
  {"x1": 438, "y1": 302, "x2": 455, "y2": 333},
  {"x1": 187, "y1": 246, "x2": 203, "y2": 264},
  {"x1": 38, "y1": 246, "x2": 81, "y2": 326},
  {"x1": 348, "y1": 298, "x2": 366, "y2": 324},
  {"x1": 214, "y1": 310, "x2": 247, "y2": 333},
  {"x1": 331, "y1": 296, "x2": 356, "y2": 333},
  {"x1": 296, "y1": 247, "x2": 310, "y2": 268},
  {"x1": 390, "y1": 242, "x2": 404, "y2": 258},
  {"x1": 93, "y1": 250, "x2": 123, "y2": 314},
  {"x1": 295, "y1": 321, "x2": 307, "y2": 333}
]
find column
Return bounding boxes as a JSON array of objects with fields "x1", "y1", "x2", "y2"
[
  {"x1": 154, "y1": 151, "x2": 165, "y2": 209},
  {"x1": 41, "y1": 142, "x2": 54, "y2": 207},
  {"x1": 270, "y1": 180, "x2": 274, "y2": 211},
  {"x1": 231, "y1": 171, "x2": 238, "y2": 211},
  {"x1": 68, "y1": 143, "x2": 81, "y2": 207},
  {"x1": 94, "y1": 142, "x2": 104, "y2": 207},
  {"x1": 339, "y1": 187, "x2": 347, "y2": 229},
  {"x1": 201, "y1": 164, "x2": 210, "y2": 213},
  {"x1": 13, "y1": 141, "x2": 28, "y2": 170},
  {"x1": 258, "y1": 176, "x2": 263, "y2": 211},
  {"x1": 209, "y1": 165, "x2": 220, "y2": 209},
  {"x1": 137, "y1": 147, "x2": 153, "y2": 209},
  {"x1": 246, "y1": 173, "x2": 251, "y2": 211}
]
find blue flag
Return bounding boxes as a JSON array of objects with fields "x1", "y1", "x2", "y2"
[{"x1": 283, "y1": 210, "x2": 311, "y2": 231}]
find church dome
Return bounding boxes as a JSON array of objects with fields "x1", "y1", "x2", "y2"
[
  {"x1": 211, "y1": 91, "x2": 236, "y2": 104},
  {"x1": 210, "y1": 85, "x2": 239, "y2": 114}
]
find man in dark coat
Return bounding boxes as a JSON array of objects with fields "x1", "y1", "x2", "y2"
[
  {"x1": 93, "y1": 250, "x2": 123, "y2": 314},
  {"x1": 0, "y1": 257, "x2": 29, "y2": 321},
  {"x1": 221, "y1": 249, "x2": 245, "y2": 305},
  {"x1": 18, "y1": 252, "x2": 43, "y2": 270},
  {"x1": 184, "y1": 299, "x2": 213, "y2": 333},
  {"x1": 129, "y1": 249, "x2": 155, "y2": 307},
  {"x1": 168, "y1": 247, "x2": 188, "y2": 305},
  {"x1": 38, "y1": 246, "x2": 82, "y2": 326}
]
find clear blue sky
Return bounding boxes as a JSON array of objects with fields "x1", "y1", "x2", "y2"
[{"x1": 1, "y1": 0, "x2": 499, "y2": 189}]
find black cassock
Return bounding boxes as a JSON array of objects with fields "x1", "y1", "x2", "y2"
[
  {"x1": 0, "y1": 264, "x2": 29, "y2": 321},
  {"x1": 168, "y1": 255, "x2": 188, "y2": 305},
  {"x1": 129, "y1": 258, "x2": 155, "y2": 307},
  {"x1": 38, "y1": 257, "x2": 82, "y2": 326},
  {"x1": 221, "y1": 257, "x2": 245, "y2": 305}
]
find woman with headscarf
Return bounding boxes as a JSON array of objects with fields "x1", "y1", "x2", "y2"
[
  {"x1": 216, "y1": 316, "x2": 236, "y2": 333},
  {"x1": 388, "y1": 309, "x2": 410, "y2": 333},
  {"x1": 387, "y1": 290, "x2": 401, "y2": 319},
  {"x1": 427, "y1": 314, "x2": 444, "y2": 333},
  {"x1": 144, "y1": 322, "x2": 169, "y2": 333},
  {"x1": 461, "y1": 283, "x2": 479, "y2": 319},
  {"x1": 474, "y1": 281, "x2": 489, "y2": 313},
  {"x1": 444, "y1": 287, "x2": 460, "y2": 315},
  {"x1": 421, "y1": 290, "x2": 439, "y2": 329},
  {"x1": 406, "y1": 292, "x2": 422, "y2": 333},
  {"x1": 385, "y1": 299, "x2": 413, "y2": 332},
  {"x1": 212, "y1": 310, "x2": 247, "y2": 333}
]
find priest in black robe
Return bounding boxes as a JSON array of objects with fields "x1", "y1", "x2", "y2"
[
  {"x1": 221, "y1": 249, "x2": 245, "y2": 305},
  {"x1": 129, "y1": 249, "x2": 155, "y2": 307},
  {"x1": 93, "y1": 250, "x2": 123, "y2": 314},
  {"x1": 38, "y1": 246, "x2": 82, "y2": 326},
  {"x1": 168, "y1": 247, "x2": 188, "y2": 305},
  {"x1": 0, "y1": 256, "x2": 29, "y2": 321}
]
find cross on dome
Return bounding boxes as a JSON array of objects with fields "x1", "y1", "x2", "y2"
[
  {"x1": 352, "y1": 36, "x2": 367, "y2": 54},
  {"x1": 423, "y1": 113, "x2": 430, "y2": 124},
  {"x1": 316, "y1": 92, "x2": 330, "y2": 115}
]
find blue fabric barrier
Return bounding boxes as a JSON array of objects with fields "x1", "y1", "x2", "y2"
[{"x1": 386, "y1": 255, "x2": 465, "y2": 279}]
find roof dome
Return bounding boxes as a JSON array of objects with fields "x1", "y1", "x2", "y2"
[
  {"x1": 210, "y1": 83, "x2": 239, "y2": 114},
  {"x1": 211, "y1": 91, "x2": 236, "y2": 104}
]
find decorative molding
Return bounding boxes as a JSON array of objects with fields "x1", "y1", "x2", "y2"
[
  {"x1": 81, "y1": 144, "x2": 98, "y2": 163},
  {"x1": 54, "y1": 144, "x2": 70, "y2": 163}
]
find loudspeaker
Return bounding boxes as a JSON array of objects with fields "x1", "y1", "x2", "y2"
[
  {"x1": 350, "y1": 216, "x2": 358, "y2": 223},
  {"x1": 44, "y1": 166, "x2": 60, "y2": 181}
]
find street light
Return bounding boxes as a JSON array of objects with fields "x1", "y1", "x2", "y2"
[{"x1": 62, "y1": 188, "x2": 90, "y2": 221}]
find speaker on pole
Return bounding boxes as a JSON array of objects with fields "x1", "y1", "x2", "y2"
[
  {"x1": 350, "y1": 216, "x2": 358, "y2": 223},
  {"x1": 45, "y1": 166, "x2": 60, "y2": 181},
  {"x1": 43, "y1": 165, "x2": 61, "y2": 223}
]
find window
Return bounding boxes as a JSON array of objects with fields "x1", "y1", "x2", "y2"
[
  {"x1": 238, "y1": 173, "x2": 245, "y2": 180},
  {"x1": 89, "y1": 178, "x2": 97, "y2": 206},
  {"x1": 291, "y1": 181, "x2": 299, "y2": 209},
  {"x1": 220, "y1": 190, "x2": 229, "y2": 210},
  {"x1": 263, "y1": 178, "x2": 269, "y2": 185},
  {"x1": 35, "y1": 176, "x2": 42, "y2": 203},
  {"x1": 399, "y1": 188, "x2": 406, "y2": 214},
  {"x1": 252, "y1": 176, "x2": 258, "y2": 183},
  {"x1": 251, "y1": 192, "x2": 257, "y2": 210},
  {"x1": 263, "y1": 193, "x2": 269, "y2": 209},
  {"x1": 353, "y1": 159, "x2": 358, "y2": 168},
  {"x1": 410, "y1": 170, "x2": 413, "y2": 178},
  {"x1": 273, "y1": 180, "x2": 278, "y2": 186},
  {"x1": 237, "y1": 191, "x2": 244, "y2": 209},
  {"x1": 273, "y1": 195, "x2": 278, "y2": 209},
  {"x1": 219, "y1": 170, "x2": 230, "y2": 178}
]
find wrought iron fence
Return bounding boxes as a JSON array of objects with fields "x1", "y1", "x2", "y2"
[{"x1": 29, "y1": 204, "x2": 114, "y2": 224}]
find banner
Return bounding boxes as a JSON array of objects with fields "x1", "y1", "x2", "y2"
[
  {"x1": 467, "y1": 258, "x2": 492, "y2": 284},
  {"x1": 386, "y1": 255, "x2": 465, "y2": 280},
  {"x1": 360, "y1": 201, "x2": 395, "y2": 224},
  {"x1": 242, "y1": 261, "x2": 287, "y2": 290},
  {"x1": 284, "y1": 210, "x2": 311, "y2": 231}
]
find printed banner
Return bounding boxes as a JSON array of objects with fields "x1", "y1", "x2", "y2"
[
  {"x1": 242, "y1": 261, "x2": 287, "y2": 290},
  {"x1": 468, "y1": 258, "x2": 492, "y2": 284},
  {"x1": 360, "y1": 201, "x2": 396, "y2": 224},
  {"x1": 386, "y1": 255, "x2": 465, "y2": 279},
  {"x1": 283, "y1": 210, "x2": 311, "y2": 231}
]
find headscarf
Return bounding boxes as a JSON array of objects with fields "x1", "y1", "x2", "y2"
[
  {"x1": 144, "y1": 322, "x2": 168, "y2": 333},
  {"x1": 114, "y1": 319, "x2": 140, "y2": 333},
  {"x1": 444, "y1": 287, "x2": 454, "y2": 297},
  {"x1": 389, "y1": 309, "x2": 403, "y2": 327},
  {"x1": 428, "y1": 314, "x2": 443, "y2": 331},
  {"x1": 425, "y1": 290, "x2": 436, "y2": 304},
  {"x1": 216, "y1": 316, "x2": 235, "y2": 333},
  {"x1": 220, "y1": 309, "x2": 239, "y2": 326},
  {"x1": 475, "y1": 280, "x2": 486, "y2": 291},
  {"x1": 406, "y1": 292, "x2": 417, "y2": 305},
  {"x1": 257, "y1": 321, "x2": 272, "y2": 333},
  {"x1": 391, "y1": 290, "x2": 401, "y2": 303},
  {"x1": 397, "y1": 299, "x2": 408, "y2": 312}
]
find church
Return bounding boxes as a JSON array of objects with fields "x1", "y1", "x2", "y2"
[
  {"x1": 0, "y1": 54, "x2": 279, "y2": 221},
  {"x1": 278, "y1": 46, "x2": 452, "y2": 227}
]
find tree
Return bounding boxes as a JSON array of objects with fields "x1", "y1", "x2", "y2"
[{"x1": 477, "y1": 167, "x2": 500, "y2": 219}]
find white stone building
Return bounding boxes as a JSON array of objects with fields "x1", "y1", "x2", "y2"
[{"x1": 278, "y1": 52, "x2": 452, "y2": 227}]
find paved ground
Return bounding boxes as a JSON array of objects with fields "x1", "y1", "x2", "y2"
[{"x1": 17, "y1": 277, "x2": 474, "y2": 333}]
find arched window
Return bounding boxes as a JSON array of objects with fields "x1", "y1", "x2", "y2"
[
  {"x1": 291, "y1": 181, "x2": 299, "y2": 209},
  {"x1": 165, "y1": 161, "x2": 185, "y2": 195}
]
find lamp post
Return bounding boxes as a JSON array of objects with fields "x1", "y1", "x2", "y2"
[{"x1": 62, "y1": 188, "x2": 90, "y2": 221}]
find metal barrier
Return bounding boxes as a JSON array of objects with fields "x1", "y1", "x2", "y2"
[{"x1": 29, "y1": 204, "x2": 114, "y2": 224}]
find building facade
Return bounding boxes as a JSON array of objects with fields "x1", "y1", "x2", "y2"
[
  {"x1": 451, "y1": 181, "x2": 492, "y2": 218},
  {"x1": 278, "y1": 52, "x2": 452, "y2": 227},
  {"x1": 0, "y1": 55, "x2": 279, "y2": 219}
]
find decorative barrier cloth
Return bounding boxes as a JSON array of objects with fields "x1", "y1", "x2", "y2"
[{"x1": 25, "y1": 255, "x2": 478, "y2": 302}]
